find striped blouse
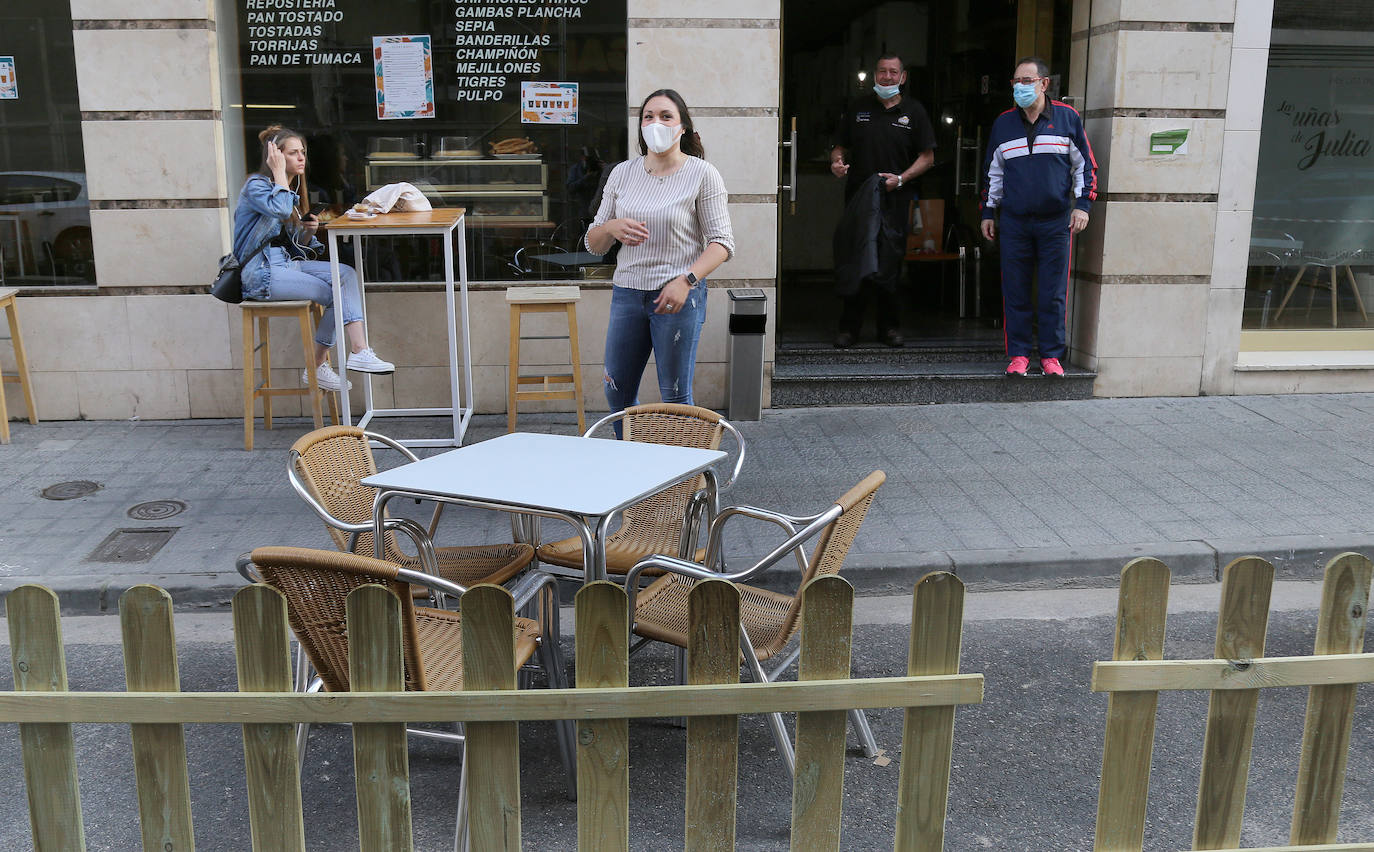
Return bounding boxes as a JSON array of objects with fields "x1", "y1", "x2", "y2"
[{"x1": 586, "y1": 155, "x2": 735, "y2": 291}]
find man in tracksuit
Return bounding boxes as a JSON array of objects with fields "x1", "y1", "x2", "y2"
[{"x1": 980, "y1": 56, "x2": 1097, "y2": 377}]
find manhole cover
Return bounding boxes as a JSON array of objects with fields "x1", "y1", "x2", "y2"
[
  {"x1": 127, "y1": 500, "x2": 187, "y2": 521},
  {"x1": 86, "y1": 528, "x2": 178, "y2": 563},
  {"x1": 41, "y1": 480, "x2": 102, "y2": 501}
]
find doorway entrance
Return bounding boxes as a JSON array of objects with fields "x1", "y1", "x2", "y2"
[{"x1": 776, "y1": 0, "x2": 1073, "y2": 352}]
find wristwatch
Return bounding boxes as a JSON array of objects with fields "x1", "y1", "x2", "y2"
[
  {"x1": 896, "y1": 175, "x2": 904, "y2": 188},
  {"x1": 684, "y1": 271, "x2": 699, "y2": 285}
]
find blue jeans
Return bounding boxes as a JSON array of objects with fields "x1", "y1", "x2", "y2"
[
  {"x1": 603, "y1": 282, "x2": 708, "y2": 415},
  {"x1": 253, "y1": 260, "x2": 364, "y2": 348}
]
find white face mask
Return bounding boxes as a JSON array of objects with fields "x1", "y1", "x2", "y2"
[{"x1": 642, "y1": 121, "x2": 681, "y2": 154}]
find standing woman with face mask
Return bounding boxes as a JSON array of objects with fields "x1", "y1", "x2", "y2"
[
  {"x1": 585, "y1": 89, "x2": 734, "y2": 415},
  {"x1": 233, "y1": 124, "x2": 394, "y2": 393}
]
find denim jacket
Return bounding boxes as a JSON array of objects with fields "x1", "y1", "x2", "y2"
[{"x1": 232, "y1": 175, "x2": 322, "y2": 298}]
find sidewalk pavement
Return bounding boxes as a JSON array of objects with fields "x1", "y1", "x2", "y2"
[{"x1": 4, "y1": 393, "x2": 1374, "y2": 614}]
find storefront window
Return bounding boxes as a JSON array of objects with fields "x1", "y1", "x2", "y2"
[
  {"x1": 0, "y1": 3, "x2": 96, "y2": 286},
  {"x1": 232, "y1": 0, "x2": 626, "y2": 282},
  {"x1": 1242, "y1": 0, "x2": 1374, "y2": 330}
]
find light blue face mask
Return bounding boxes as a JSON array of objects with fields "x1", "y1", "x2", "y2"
[
  {"x1": 873, "y1": 82, "x2": 901, "y2": 100},
  {"x1": 1013, "y1": 82, "x2": 1039, "y2": 108}
]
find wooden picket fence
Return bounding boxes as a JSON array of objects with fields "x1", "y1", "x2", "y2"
[
  {"x1": 1092, "y1": 553, "x2": 1374, "y2": 852},
  {"x1": 1, "y1": 571, "x2": 982, "y2": 852}
]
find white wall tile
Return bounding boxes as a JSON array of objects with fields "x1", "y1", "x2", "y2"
[
  {"x1": 1232, "y1": 0, "x2": 1274, "y2": 50},
  {"x1": 629, "y1": 0, "x2": 779, "y2": 16},
  {"x1": 1097, "y1": 202, "x2": 1218, "y2": 276},
  {"x1": 127, "y1": 294, "x2": 234, "y2": 370},
  {"x1": 1094, "y1": 283, "x2": 1209, "y2": 358},
  {"x1": 1211, "y1": 209, "x2": 1253, "y2": 289},
  {"x1": 1225, "y1": 47, "x2": 1269, "y2": 131},
  {"x1": 5, "y1": 371, "x2": 78, "y2": 422},
  {"x1": 12, "y1": 295, "x2": 131, "y2": 371},
  {"x1": 70, "y1": 0, "x2": 213, "y2": 18},
  {"x1": 1101, "y1": 118, "x2": 1223, "y2": 194},
  {"x1": 82, "y1": 121, "x2": 225, "y2": 200},
  {"x1": 1118, "y1": 0, "x2": 1233, "y2": 22},
  {"x1": 1090, "y1": 0, "x2": 1123, "y2": 24},
  {"x1": 723, "y1": 203, "x2": 777, "y2": 280},
  {"x1": 1113, "y1": 31, "x2": 1231, "y2": 110},
  {"x1": 1200, "y1": 287, "x2": 1243, "y2": 395},
  {"x1": 1093, "y1": 355, "x2": 1202, "y2": 396},
  {"x1": 627, "y1": 27, "x2": 779, "y2": 109},
  {"x1": 76, "y1": 369, "x2": 190, "y2": 419},
  {"x1": 73, "y1": 30, "x2": 217, "y2": 112},
  {"x1": 90, "y1": 208, "x2": 227, "y2": 287},
  {"x1": 692, "y1": 116, "x2": 780, "y2": 196},
  {"x1": 1073, "y1": 0, "x2": 1092, "y2": 33},
  {"x1": 1217, "y1": 129, "x2": 1260, "y2": 212}
]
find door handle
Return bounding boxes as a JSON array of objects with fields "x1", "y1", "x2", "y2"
[{"x1": 778, "y1": 117, "x2": 798, "y2": 214}]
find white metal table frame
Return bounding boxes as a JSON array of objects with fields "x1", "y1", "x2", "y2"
[
  {"x1": 361, "y1": 432, "x2": 727, "y2": 583},
  {"x1": 325, "y1": 209, "x2": 472, "y2": 447}
]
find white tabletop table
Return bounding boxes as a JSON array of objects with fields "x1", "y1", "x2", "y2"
[
  {"x1": 361, "y1": 432, "x2": 727, "y2": 583},
  {"x1": 325, "y1": 208, "x2": 471, "y2": 447}
]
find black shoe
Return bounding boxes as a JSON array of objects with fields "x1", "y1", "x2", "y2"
[
  {"x1": 882, "y1": 329, "x2": 904, "y2": 348},
  {"x1": 834, "y1": 332, "x2": 855, "y2": 349}
]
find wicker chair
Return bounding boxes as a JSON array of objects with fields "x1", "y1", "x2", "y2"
[
  {"x1": 625, "y1": 470, "x2": 886, "y2": 775},
  {"x1": 534, "y1": 403, "x2": 745, "y2": 576},
  {"x1": 240, "y1": 546, "x2": 576, "y2": 846},
  {"x1": 289, "y1": 426, "x2": 534, "y2": 602}
]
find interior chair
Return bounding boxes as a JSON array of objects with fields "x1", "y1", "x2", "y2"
[
  {"x1": 289, "y1": 425, "x2": 534, "y2": 603},
  {"x1": 239, "y1": 546, "x2": 576, "y2": 847},
  {"x1": 624, "y1": 470, "x2": 886, "y2": 775},
  {"x1": 534, "y1": 403, "x2": 746, "y2": 577}
]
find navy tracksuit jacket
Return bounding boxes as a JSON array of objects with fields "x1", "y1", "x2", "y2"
[{"x1": 980, "y1": 100, "x2": 1097, "y2": 360}]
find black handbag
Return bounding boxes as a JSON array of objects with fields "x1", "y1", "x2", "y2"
[{"x1": 209, "y1": 235, "x2": 276, "y2": 304}]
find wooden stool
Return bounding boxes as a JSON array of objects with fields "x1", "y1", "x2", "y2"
[
  {"x1": 506, "y1": 285, "x2": 585, "y2": 433},
  {"x1": 240, "y1": 300, "x2": 339, "y2": 451},
  {"x1": 0, "y1": 287, "x2": 38, "y2": 444}
]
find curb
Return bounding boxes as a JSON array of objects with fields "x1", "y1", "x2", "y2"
[{"x1": 5, "y1": 535, "x2": 1373, "y2": 616}]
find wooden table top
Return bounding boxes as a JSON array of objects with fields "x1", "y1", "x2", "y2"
[{"x1": 324, "y1": 208, "x2": 466, "y2": 232}]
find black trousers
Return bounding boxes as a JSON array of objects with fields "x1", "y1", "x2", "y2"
[{"x1": 839, "y1": 191, "x2": 906, "y2": 337}]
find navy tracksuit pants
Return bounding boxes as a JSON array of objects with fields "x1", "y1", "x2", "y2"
[{"x1": 1000, "y1": 211, "x2": 1072, "y2": 360}]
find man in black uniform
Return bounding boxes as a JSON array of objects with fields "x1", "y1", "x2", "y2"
[{"x1": 830, "y1": 53, "x2": 937, "y2": 348}]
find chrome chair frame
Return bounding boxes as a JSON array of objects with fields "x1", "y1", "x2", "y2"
[{"x1": 624, "y1": 501, "x2": 880, "y2": 776}]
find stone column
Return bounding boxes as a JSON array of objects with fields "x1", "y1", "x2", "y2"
[
  {"x1": 626, "y1": 0, "x2": 780, "y2": 403},
  {"x1": 1069, "y1": 0, "x2": 1235, "y2": 396},
  {"x1": 71, "y1": 0, "x2": 230, "y2": 289},
  {"x1": 49, "y1": 0, "x2": 234, "y2": 418}
]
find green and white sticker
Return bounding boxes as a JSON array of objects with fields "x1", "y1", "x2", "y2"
[{"x1": 1149, "y1": 128, "x2": 1189, "y2": 155}]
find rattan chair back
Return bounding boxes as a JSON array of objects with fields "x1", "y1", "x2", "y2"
[
  {"x1": 291, "y1": 425, "x2": 401, "y2": 561},
  {"x1": 538, "y1": 403, "x2": 726, "y2": 573},
  {"x1": 251, "y1": 546, "x2": 428, "y2": 692},
  {"x1": 617, "y1": 403, "x2": 724, "y2": 558},
  {"x1": 755, "y1": 470, "x2": 885, "y2": 657}
]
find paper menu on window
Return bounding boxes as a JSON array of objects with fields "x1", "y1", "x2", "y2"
[
  {"x1": 521, "y1": 82, "x2": 578, "y2": 125},
  {"x1": 373, "y1": 36, "x2": 434, "y2": 120},
  {"x1": 0, "y1": 57, "x2": 16, "y2": 100}
]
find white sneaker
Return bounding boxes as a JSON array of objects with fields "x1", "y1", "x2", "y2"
[
  {"x1": 303, "y1": 363, "x2": 351, "y2": 392},
  {"x1": 346, "y1": 347, "x2": 395, "y2": 374}
]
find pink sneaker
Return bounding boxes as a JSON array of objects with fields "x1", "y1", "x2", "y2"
[
  {"x1": 1005, "y1": 356, "x2": 1029, "y2": 377},
  {"x1": 1041, "y1": 357, "x2": 1065, "y2": 377}
]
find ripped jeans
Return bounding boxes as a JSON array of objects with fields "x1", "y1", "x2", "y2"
[{"x1": 603, "y1": 281, "x2": 708, "y2": 415}]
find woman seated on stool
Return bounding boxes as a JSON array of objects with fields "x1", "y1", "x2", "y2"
[{"x1": 233, "y1": 124, "x2": 393, "y2": 391}]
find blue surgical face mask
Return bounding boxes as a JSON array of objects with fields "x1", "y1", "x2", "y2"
[
  {"x1": 873, "y1": 82, "x2": 901, "y2": 100},
  {"x1": 1013, "y1": 82, "x2": 1039, "y2": 108}
]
